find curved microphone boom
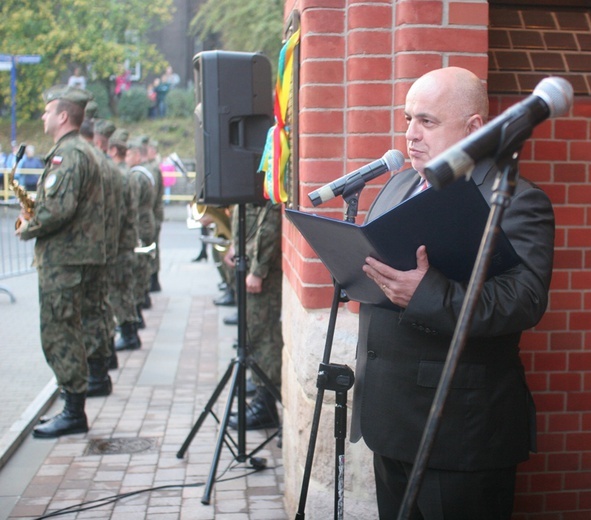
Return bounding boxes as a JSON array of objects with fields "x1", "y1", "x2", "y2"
[
  {"x1": 309, "y1": 149, "x2": 405, "y2": 207},
  {"x1": 424, "y1": 76, "x2": 573, "y2": 190}
]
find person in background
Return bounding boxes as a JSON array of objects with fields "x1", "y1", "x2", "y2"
[
  {"x1": 108, "y1": 129, "x2": 142, "y2": 352},
  {"x1": 350, "y1": 67, "x2": 555, "y2": 519},
  {"x1": 16, "y1": 145, "x2": 44, "y2": 192},
  {"x1": 16, "y1": 85, "x2": 105, "y2": 438},
  {"x1": 225, "y1": 202, "x2": 284, "y2": 431},
  {"x1": 114, "y1": 65, "x2": 131, "y2": 99},
  {"x1": 144, "y1": 138, "x2": 164, "y2": 293},
  {"x1": 125, "y1": 137, "x2": 155, "y2": 329},
  {"x1": 67, "y1": 67, "x2": 87, "y2": 90}
]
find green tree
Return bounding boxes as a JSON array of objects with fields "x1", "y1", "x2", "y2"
[
  {"x1": 0, "y1": 0, "x2": 174, "y2": 119},
  {"x1": 190, "y1": 0, "x2": 284, "y2": 73}
]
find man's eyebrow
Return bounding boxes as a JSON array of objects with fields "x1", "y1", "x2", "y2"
[{"x1": 405, "y1": 111, "x2": 441, "y2": 123}]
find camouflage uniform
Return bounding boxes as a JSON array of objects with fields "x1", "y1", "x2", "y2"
[
  {"x1": 88, "y1": 120, "x2": 123, "y2": 371},
  {"x1": 145, "y1": 141, "x2": 164, "y2": 286},
  {"x1": 130, "y1": 162, "x2": 156, "y2": 310},
  {"x1": 235, "y1": 202, "x2": 283, "y2": 387},
  {"x1": 19, "y1": 131, "x2": 105, "y2": 395},
  {"x1": 109, "y1": 133, "x2": 140, "y2": 326}
]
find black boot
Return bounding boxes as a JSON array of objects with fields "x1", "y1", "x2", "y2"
[
  {"x1": 33, "y1": 391, "x2": 88, "y2": 438},
  {"x1": 228, "y1": 386, "x2": 279, "y2": 430},
  {"x1": 137, "y1": 305, "x2": 146, "y2": 329},
  {"x1": 87, "y1": 358, "x2": 112, "y2": 397},
  {"x1": 143, "y1": 292, "x2": 152, "y2": 309},
  {"x1": 108, "y1": 337, "x2": 119, "y2": 370},
  {"x1": 115, "y1": 321, "x2": 141, "y2": 351},
  {"x1": 150, "y1": 272, "x2": 161, "y2": 292}
]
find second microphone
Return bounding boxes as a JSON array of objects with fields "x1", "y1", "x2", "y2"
[{"x1": 309, "y1": 149, "x2": 405, "y2": 207}]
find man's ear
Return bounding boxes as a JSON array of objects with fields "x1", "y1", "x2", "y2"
[
  {"x1": 57, "y1": 110, "x2": 68, "y2": 125},
  {"x1": 466, "y1": 114, "x2": 484, "y2": 136}
]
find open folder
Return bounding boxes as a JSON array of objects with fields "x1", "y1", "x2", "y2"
[{"x1": 285, "y1": 179, "x2": 520, "y2": 308}]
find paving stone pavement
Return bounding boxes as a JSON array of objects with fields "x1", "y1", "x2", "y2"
[{"x1": 0, "y1": 205, "x2": 287, "y2": 520}]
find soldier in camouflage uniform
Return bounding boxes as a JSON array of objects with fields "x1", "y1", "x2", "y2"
[
  {"x1": 91, "y1": 119, "x2": 126, "y2": 371},
  {"x1": 226, "y1": 201, "x2": 283, "y2": 430},
  {"x1": 126, "y1": 137, "x2": 156, "y2": 329},
  {"x1": 16, "y1": 85, "x2": 105, "y2": 438},
  {"x1": 145, "y1": 138, "x2": 164, "y2": 294},
  {"x1": 108, "y1": 130, "x2": 142, "y2": 351}
]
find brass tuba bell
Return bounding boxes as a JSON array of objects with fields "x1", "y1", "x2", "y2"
[{"x1": 189, "y1": 197, "x2": 232, "y2": 253}]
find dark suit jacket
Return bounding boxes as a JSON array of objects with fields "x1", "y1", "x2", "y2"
[{"x1": 350, "y1": 160, "x2": 555, "y2": 471}]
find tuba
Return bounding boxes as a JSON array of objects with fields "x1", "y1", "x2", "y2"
[{"x1": 188, "y1": 196, "x2": 232, "y2": 253}]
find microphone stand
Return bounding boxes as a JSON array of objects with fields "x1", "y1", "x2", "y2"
[
  {"x1": 397, "y1": 152, "x2": 521, "y2": 519},
  {"x1": 295, "y1": 176, "x2": 371, "y2": 520}
]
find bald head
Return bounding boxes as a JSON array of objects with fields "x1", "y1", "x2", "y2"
[
  {"x1": 404, "y1": 67, "x2": 489, "y2": 174},
  {"x1": 409, "y1": 67, "x2": 489, "y2": 121}
]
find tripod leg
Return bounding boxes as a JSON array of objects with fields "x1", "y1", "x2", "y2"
[
  {"x1": 248, "y1": 358, "x2": 282, "y2": 404},
  {"x1": 202, "y1": 359, "x2": 243, "y2": 504},
  {"x1": 176, "y1": 359, "x2": 236, "y2": 459}
]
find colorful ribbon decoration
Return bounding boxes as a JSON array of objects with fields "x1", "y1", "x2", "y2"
[{"x1": 259, "y1": 28, "x2": 301, "y2": 204}]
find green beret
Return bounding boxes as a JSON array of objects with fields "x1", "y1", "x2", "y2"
[
  {"x1": 94, "y1": 119, "x2": 116, "y2": 139},
  {"x1": 109, "y1": 128, "x2": 129, "y2": 147},
  {"x1": 139, "y1": 135, "x2": 150, "y2": 145},
  {"x1": 84, "y1": 100, "x2": 99, "y2": 119},
  {"x1": 127, "y1": 136, "x2": 144, "y2": 150},
  {"x1": 43, "y1": 84, "x2": 93, "y2": 108}
]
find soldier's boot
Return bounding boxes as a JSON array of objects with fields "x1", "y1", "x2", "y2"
[
  {"x1": 115, "y1": 322, "x2": 141, "y2": 351},
  {"x1": 228, "y1": 386, "x2": 279, "y2": 430},
  {"x1": 108, "y1": 337, "x2": 119, "y2": 370},
  {"x1": 87, "y1": 358, "x2": 112, "y2": 397},
  {"x1": 33, "y1": 392, "x2": 88, "y2": 438},
  {"x1": 150, "y1": 272, "x2": 161, "y2": 292},
  {"x1": 137, "y1": 305, "x2": 146, "y2": 329}
]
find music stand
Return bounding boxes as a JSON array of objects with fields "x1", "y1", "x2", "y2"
[
  {"x1": 176, "y1": 203, "x2": 281, "y2": 505},
  {"x1": 293, "y1": 181, "x2": 366, "y2": 520}
]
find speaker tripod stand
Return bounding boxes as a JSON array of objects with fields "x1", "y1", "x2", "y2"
[{"x1": 176, "y1": 203, "x2": 281, "y2": 505}]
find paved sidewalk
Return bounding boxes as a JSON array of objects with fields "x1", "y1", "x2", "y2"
[{"x1": 0, "y1": 205, "x2": 287, "y2": 519}]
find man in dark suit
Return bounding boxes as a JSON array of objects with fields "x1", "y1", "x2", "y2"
[{"x1": 351, "y1": 67, "x2": 555, "y2": 519}]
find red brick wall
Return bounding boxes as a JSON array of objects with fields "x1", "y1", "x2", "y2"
[
  {"x1": 488, "y1": 7, "x2": 591, "y2": 519},
  {"x1": 284, "y1": 0, "x2": 591, "y2": 517}
]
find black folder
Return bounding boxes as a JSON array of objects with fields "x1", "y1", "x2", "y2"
[{"x1": 285, "y1": 179, "x2": 520, "y2": 308}]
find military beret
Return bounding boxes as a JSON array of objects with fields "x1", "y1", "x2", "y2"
[
  {"x1": 84, "y1": 100, "x2": 99, "y2": 119},
  {"x1": 109, "y1": 128, "x2": 129, "y2": 147},
  {"x1": 127, "y1": 136, "x2": 144, "y2": 150},
  {"x1": 148, "y1": 139, "x2": 159, "y2": 148},
  {"x1": 43, "y1": 84, "x2": 93, "y2": 108},
  {"x1": 94, "y1": 119, "x2": 116, "y2": 139}
]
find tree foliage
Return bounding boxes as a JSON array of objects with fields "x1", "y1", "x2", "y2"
[
  {"x1": 0, "y1": 0, "x2": 174, "y2": 119},
  {"x1": 190, "y1": 0, "x2": 284, "y2": 74}
]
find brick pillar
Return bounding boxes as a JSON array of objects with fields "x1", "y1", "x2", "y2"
[{"x1": 282, "y1": 1, "x2": 489, "y2": 517}]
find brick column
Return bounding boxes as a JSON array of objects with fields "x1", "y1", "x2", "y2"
[{"x1": 282, "y1": 1, "x2": 489, "y2": 517}]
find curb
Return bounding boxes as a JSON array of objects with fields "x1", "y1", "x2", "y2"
[{"x1": 0, "y1": 379, "x2": 58, "y2": 470}]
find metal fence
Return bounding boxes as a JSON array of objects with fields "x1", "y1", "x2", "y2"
[{"x1": 0, "y1": 200, "x2": 35, "y2": 303}]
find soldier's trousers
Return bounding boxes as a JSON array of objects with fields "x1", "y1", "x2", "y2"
[
  {"x1": 38, "y1": 264, "x2": 106, "y2": 394},
  {"x1": 245, "y1": 271, "x2": 283, "y2": 388},
  {"x1": 109, "y1": 250, "x2": 138, "y2": 324}
]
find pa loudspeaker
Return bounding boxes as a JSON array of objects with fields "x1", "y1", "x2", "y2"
[{"x1": 193, "y1": 50, "x2": 273, "y2": 205}]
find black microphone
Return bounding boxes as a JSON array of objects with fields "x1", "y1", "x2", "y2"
[
  {"x1": 308, "y1": 149, "x2": 405, "y2": 206},
  {"x1": 424, "y1": 76, "x2": 573, "y2": 190}
]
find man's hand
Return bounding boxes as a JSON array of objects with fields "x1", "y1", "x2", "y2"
[
  {"x1": 246, "y1": 273, "x2": 263, "y2": 294},
  {"x1": 223, "y1": 245, "x2": 236, "y2": 267},
  {"x1": 363, "y1": 246, "x2": 429, "y2": 308}
]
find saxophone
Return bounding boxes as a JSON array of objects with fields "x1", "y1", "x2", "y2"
[{"x1": 9, "y1": 144, "x2": 34, "y2": 230}]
